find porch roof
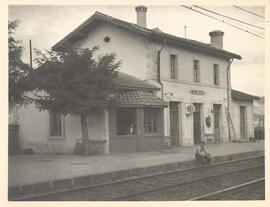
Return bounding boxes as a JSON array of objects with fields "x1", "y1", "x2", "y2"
[
  {"x1": 111, "y1": 90, "x2": 168, "y2": 107},
  {"x1": 112, "y1": 72, "x2": 159, "y2": 90},
  {"x1": 231, "y1": 89, "x2": 260, "y2": 102}
]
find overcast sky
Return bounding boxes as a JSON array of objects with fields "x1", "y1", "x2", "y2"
[{"x1": 9, "y1": 5, "x2": 265, "y2": 96}]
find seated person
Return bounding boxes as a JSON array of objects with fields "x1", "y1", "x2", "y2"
[
  {"x1": 195, "y1": 141, "x2": 212, "y2": 164},
  {"x1": 127, "y1": 123, "x2": 135, "y2": 135}
]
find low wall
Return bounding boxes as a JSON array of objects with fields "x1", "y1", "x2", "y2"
[
  {"x1": 9, "y1": 124, "x2": 20, "y2": 155},
  {"x1": 110, "y1": 135, "x2": 164, "y2": 153}
]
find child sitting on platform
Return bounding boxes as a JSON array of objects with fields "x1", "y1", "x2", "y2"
[{"x1": 195, "y1": 141, "x2": 212, "y2": 164}]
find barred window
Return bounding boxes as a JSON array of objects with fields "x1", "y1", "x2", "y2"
[
  {"x1": 144, "y1": 108, "x2": 161, "y2": 133},
  {"x1": 170, "y1": 54, "x2": 177, "y2": 79},
  {"x1": 50, "y1": 111, "x2": 62, "y2": 136},
  {"x1": 193, "y1": 60, "x2": 200, "y2": 82}
]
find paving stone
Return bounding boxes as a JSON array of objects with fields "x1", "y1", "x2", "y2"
[
  {"x1": 53, "y1": 179, "x2": 72, "y2": 189},
  {"x1": 20, "y1": 182, "x2": 50, "y2": 195},
  {"x1": 8, "y1": 186, "x2": 21, "y2": 196},
  {"x1": 146, "y1": 165, "x2": 164, "y2": 173},
  {"x1": 114, "y1": 170, "x2": 131, "y2": 180},
  {"x1": 73, "y1": 175, "x2": 93, "y2": 187},
  {"x1": 131, "y1": 167, "x2": 146, "y2": 177},
  {"x1": 164, "y1": 163, "x2": 177, "y2": 171},
  {"x1": 8, "y1": 143, "x2": 264, "y2": 189},
  {"x1": 92, "y1": 172, "x2": 114, "y2": 184}
]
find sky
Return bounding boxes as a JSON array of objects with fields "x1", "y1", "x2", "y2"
[{"x1": 8, "y1": 5, "x2": 266, "y2": 96}]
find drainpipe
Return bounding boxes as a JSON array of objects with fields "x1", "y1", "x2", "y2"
[
  {"x1": 157, "y1": 38, "x2": 166, "y2": 99},
  {"x1": 226, "y1": 58, "x2": 234, "y2": 141}
]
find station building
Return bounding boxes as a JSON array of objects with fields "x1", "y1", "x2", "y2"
[{"x1": 13, "y1": 6, "x2": 260, "y2": 154}]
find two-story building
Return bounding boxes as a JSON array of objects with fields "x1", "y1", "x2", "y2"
[{"x1": 14, "y1": 6, "x2": 259, "y2": 154}]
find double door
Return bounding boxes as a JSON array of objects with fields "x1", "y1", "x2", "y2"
[
  {"x1": 170, "y1": 102, "x2": 180, "y2": 147},
  {"x1": 213, "y1": 104, "x2": 221, "y2": 143},
  {"x1": 240, "y1": 106, "x2": 247, "y2": 139},
  {"x1": 193, "y1": 103, "x2": 201, "y2": 145}
]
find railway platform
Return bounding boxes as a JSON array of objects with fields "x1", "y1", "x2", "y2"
[{"x1": 8, "y1": 141, "x2": 264, "y2": 199}]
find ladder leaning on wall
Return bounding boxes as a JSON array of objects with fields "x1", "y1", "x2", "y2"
[{"x1": 225, "y1": 107, "x2": 237, "y2": 142}]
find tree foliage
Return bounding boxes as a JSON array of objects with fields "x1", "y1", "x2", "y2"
[
  {"x1": 8, "y1": 19, "x2": 31, "y2": 107},
  {"x1": 29, "y1": 47, "x2": 121, "y2": 116}
]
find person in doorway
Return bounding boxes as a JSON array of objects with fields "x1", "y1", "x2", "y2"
[
  {"x1": 195, "y1": 141, "x2": 212, "y2": 164},
  {"x1": 127, "y1": 123, "x2": 135, "y2": 135}
]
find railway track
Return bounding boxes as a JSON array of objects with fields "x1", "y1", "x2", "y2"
[
  {"x1": 191, "y1": 178, "x2": 265, "y2": 200},
  {"x1": 113, "y1": 165, "x2": 264, "y2": 200},
  {"x1": 15, "y1": 155, "x2": 264, "y2": 201}
]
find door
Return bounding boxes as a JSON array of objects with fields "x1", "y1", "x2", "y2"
[
  {"x1": 213, "y1": 104, "x2": 221, "y2": 143},
  {"x1": 193, "y1": 103, "x2": 201, "y2": 145},
  {"x1": 170, "y1": 102, "x2": 180, "y2": 147},
  {"x1": 240, "y1": 106, "x2": 247, "y2": 139}
]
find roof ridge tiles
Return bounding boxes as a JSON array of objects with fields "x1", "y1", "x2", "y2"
[{"x1": 52, "y1": 10, "x2": 241, "y2": 59}]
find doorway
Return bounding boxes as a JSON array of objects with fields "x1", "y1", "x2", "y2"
[
  {"x1": 170, "y1": 102, "x2": 180, "y2": 147},
  {"x1": 240, "y1": 106, "x2": 247, "y2": 139},
  {"x1": 213, "y1": 104, "x2": 221, "y2": 143},
  {"x1": 193, "y1": 103, "x2": 202, "y2": 145}
]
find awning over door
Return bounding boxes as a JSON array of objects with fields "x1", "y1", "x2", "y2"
[{"x1": 111, "y1": 90, "x2": 168, "y2": 107}]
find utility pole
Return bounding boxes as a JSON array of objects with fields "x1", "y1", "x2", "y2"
[
  {"x1": 184, "y1": 24, "x2": 187, "y2": 39},
  {"x1": 29, "y1": 39, "x2": 32, "y2": 69}
]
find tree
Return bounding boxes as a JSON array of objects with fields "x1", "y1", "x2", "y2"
[
  {"x1": 9, "y1": 19, "x2": 31, "y2": 108},
  {"x1": 26, "y1": 47, "x2": 121, "y2": 155}
]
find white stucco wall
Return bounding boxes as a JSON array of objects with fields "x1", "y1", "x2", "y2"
[
  {"x1": 16, "y1": 21, "x2": 254, "y2": 153},
  {"x1": 18, "y1": 104, "x2": 107, "y2": 154},
  {"x1": 73, "y1": 22, "x2": 149, "y2": 80},
  {"x1": 159, "y1": 43, "x2": 230, "y2": 88},
  {"x1": 153, "y1": 42, "x2": 231, "y2": 146},
  {"x1": 162, "y1": 81, "x2": 230, "y2": 146},
  {"x1": 230, "y1": 100, "x2": 254, "y2": 139}
]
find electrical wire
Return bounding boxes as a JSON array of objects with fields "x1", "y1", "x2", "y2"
[
  {"x1": 193, "y1": 5, "x2": 264, "y2": 30},
  {"x1": 181, "y1": 5, "x2": 264, "y2": 39},
  {"x1": 233, "y1": 6, "x2": 265, "y2": 19}
]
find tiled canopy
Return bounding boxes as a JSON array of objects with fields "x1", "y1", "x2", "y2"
[
  {"x1": 111, "y1": 90, "x2": 168, "y2": 107},
  {"x1": 231, "y1": 89, "x2": 260, "y2": 101}
]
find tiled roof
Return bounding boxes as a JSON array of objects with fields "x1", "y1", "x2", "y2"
[
  {"x1": 111, "y1": 90, "x2": 168, "y2": 107},
  {"x1": 112, "y1": 72, "x2": 159, "y2": 90},
  {"x1": 52, "y1": 12, "x2": 241, "y2": 60},
  {"x1": 231, "y1": 89, "x2": 260, "y2": 101}
]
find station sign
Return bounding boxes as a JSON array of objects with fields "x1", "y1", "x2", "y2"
[{"x1": 189, "y1": 90, "x2": 205, "y2": 95}]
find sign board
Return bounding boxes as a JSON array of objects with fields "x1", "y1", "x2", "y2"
[{"x1": 189, "y1": 90, "x2": 205, "y2": 95}]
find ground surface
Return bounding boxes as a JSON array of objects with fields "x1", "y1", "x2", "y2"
[{"x1": 8, "y1": 141, "x2": 264, "y2": 187}]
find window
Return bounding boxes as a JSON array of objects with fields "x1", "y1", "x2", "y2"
[
  {"x1": 144, "y1": 108, "x2": 161, "y2": 133},
  {"x1": 116, "y1": 108, "x2": 136, "y2": 135},
  {"x1": 213, "y1": 64, "x2": 219, "y2": 85},
  {"x1": 49, "y1": 111, "x2": 62, "y2": 136},
  {"x1": 193, "y1": 60, "x2": 200, "y2": 82},
  {"x1": 170, "y1": 54, "x2": 177, "y2": 79}
]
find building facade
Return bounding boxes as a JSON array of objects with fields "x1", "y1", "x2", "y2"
[{"x1": 14, "y1": 6, "x2": 259, "y2": 154}]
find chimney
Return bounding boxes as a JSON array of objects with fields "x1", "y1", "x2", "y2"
[
  {"x1": 135, "y1": 5, "x2": 147, "y2": 27},
  {"x1": 209, "y1": 30, "x2": 224, "y2": 49}
]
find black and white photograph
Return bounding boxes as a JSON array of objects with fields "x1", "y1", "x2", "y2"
[{"x1": 2, "y1": 1, "x2": 268, "y2": 205}]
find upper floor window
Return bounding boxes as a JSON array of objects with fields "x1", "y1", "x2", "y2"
[
  {"x1": 170, "y1": 54, "x2": 177, "y2": 79},
  {"x1": 213, "y1": 64, "x2": 220, "y2": 85},
  {"x1": 193, "y1": 60, "x2": 200, "y2": 82},
  {"x1": 49, "y1": 111, "x2": 62, "y2": 136}
]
